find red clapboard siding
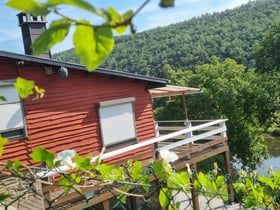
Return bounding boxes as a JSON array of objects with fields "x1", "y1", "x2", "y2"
[{"x1": 0, "y1": 60, "x2": 157, "y2": 165}]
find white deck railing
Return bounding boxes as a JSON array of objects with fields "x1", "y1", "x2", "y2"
[{"x1": 38, "y1": 119, "x2": 227, "y2": 178}]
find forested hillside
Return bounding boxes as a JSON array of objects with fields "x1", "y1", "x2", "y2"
[{"x1": 54, "y1": 0, "x2": 280, "y2": 77}]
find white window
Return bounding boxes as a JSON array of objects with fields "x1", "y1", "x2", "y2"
[
  {"x1": 0, "y1": 80, "x2": 26, "y2": 139},
  {"x1": 99, "y1": 97, "x2": 137, "y2": 147}
]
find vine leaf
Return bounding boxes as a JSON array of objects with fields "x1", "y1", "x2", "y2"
[
  {"x1": 32, "y1": 19, "x2": 71, "y2": 55},
  {"x1": 14, "y1": 77, "x2": 34, "y2": 98},
  {"x1": 159, "y1": 0, "x2": 175, "y2": 8},
  {"x1": 47, "y1": 0, "x2": 97, "y2": 14},
  {"x1": 0, "y1": 193, "x2": 10, "y2": 202},
  {"x1": 0, "y1": 135, "x2": 9, "y2": 156},
  {"x1": 159, "y1": 187, "x2": 169, "y2": 207},
  {"x1": 30, "y1": 147, "x2": 55, "y2": 167},
  {"x1": 6, "y1": 0, "x2": 49, "y2": 16},
  {"x1": 73, "y1": 21, "x2": 114, "y2": 71}
]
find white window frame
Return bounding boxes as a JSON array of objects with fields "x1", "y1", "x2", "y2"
[
  {"x1": 99, "y1": 97, "x2": 137, "y2": 148},
  {"x1": 0, "y1": 80, "x2": 26, "y2": 139}
]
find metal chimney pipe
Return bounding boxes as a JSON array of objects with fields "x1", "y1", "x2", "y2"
[{"x1": 17, "y1": 12, "x2": 51, "y2": 59}]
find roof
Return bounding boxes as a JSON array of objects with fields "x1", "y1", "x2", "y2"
[
  {"x1": 149, "y1": 85, "x2": 202, "y2": 98},
  {"x1": 0, "y1": 50, "x2": 168, "y2": 85}
]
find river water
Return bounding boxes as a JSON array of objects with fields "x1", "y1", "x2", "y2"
[{"x1": 257, "y1": 137, "x2": 280, "y2": 175}]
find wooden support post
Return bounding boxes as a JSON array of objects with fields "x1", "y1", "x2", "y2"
[
  {"x1": 129, "y1": 195, "x2": 137, "y2": 210},
  {"x1": 190, "y1": 164, "x2": 199, "y2": 210},
  {"x1": 224, "y1": 151, "x2": 234, "y2": 204},
  {"x1": 102, "y1": 200, "x2": 110, "y2": 210},
  {"x1": 181, "y1": 94, "x2": 188, "y2": 121},
  {"x1": 41, "y1": 181, "x2": 51, "y2": 209}
]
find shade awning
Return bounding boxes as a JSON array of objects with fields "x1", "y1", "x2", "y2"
[{"x1": 149, "y1": 85, "x2": 202, "y2": 98}]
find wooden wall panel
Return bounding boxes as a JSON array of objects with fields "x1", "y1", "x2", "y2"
[{"x1": 0, "y1": 59, "x2": 157, "y2": 165}]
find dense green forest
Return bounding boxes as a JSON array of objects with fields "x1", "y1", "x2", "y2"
[
  {"x1": 53, "y1": 0, "x2": 280, "y2": 168},
  {"x1": 54, "y1": 0, "x2": 280, "y2": 77}
]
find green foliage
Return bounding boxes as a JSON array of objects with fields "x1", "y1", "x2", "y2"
[
  {"x1": 159, "y1": 0, "x2": 175, "y2": 8},
  {"x1": 30, "y1": 146, "x2": 55, "y2": 167},
  {"x1": 0, "y1": 135, "x2": 8, "y2": 156},
  {"x1": 160, "y1": 57, "x2": 273, "y2": 168},
  {"x1": 0, "y1": 193, "x2": 10, "y2": 202},
  {"x1": 73, "y1": 24, "x2": 114, "y2": 71},
  {"x1": 32, "y1": 19, "x2": 71, "y2": 56},
  {"x1": 0, "y1": 96, "x2": 6, "y2": 101},
  {"x1": 14, "y1": 77, "x2": 45, "y2": 99},
  {"x1": 7, "y1": 160, "x2": 24, "y2": 176},
  {"x1": 255, "y1": 21, "x2": 280, "y2": 73},
  {"x1": 6, "y1": 0, "x2": 49, "y2": 16},
  {"x1": 14, "y1": 77, "x2": 34, "y2": 98},
  {"x1": 75, "y1": 154, "x2": 94, "y2": 171},
  {"x1": 234, "y1": 169, "x2": 280, "y2": 209},
  {"x1": 47, "y1": 0, "x2": 98, "y2": 14}
]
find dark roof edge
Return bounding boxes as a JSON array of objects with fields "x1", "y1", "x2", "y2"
[{"x1": 0, "y1": 50, "x2": 168, "y2": 84}]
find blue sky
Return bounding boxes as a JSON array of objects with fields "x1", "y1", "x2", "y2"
[{"x1": 0, "y1": 0, "x2": 250, "y2": 54}]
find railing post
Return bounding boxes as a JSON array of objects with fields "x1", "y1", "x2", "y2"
[
  {"x1": 219, "y1": 121, "x2": 227, "y2": 137},
  {"x1": 153, "y1": 122, "x2": 160, "y2": 160},
  {"x1": 190, "y1": 164, "x2": 200, "y2": 210},
  {"x1": 102, "y1": 200, "x2": 110, "y2": 210},
  {"x1": 155, "y1": 121, "x2": 160, "y2": 137},
  {"x1": 39, "y1": 180, "x2": 51, "y2": 209},
  {"x1": 185, "y1": 120, "x2": 192, "y2": 159}
]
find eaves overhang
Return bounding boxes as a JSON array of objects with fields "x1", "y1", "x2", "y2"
[{"x1": 0, "y1": 50, "x2": 168, "y2": 85}]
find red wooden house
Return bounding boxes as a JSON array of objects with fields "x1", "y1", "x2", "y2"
[{"x1": 0, "y1": 48, "x2": 171, "y2": 164}]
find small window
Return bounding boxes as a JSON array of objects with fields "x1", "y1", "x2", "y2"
[
  {"x1": 0, "y1": 80, "x2": 26, "y2": 139},
  {"x1": 99, "y1": 97, "x2": 137, "y2": 148}
]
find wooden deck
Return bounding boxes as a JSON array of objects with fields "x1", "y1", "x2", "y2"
[{"x1": 5, "y1": 119, "x2": 232, "y2": 210}]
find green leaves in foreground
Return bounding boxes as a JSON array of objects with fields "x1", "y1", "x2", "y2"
[
  {"x1": 0, "y1": 193, "x2": 10, "y2": 202},
  {"x1": 30, "y1": 147, "x2": 55, "y2": 167},
  {"x1": 32, "y1": 19, "x2": 71, "y2": 56},
  {"x1": 0, "y1": 135, "x2": 9, "y2": 156},
  {"x1": 14, "y1": 77, "x2": 45, "y2": 99},
  {"x1": 5, "y1": 0, "x2": 49, "y2": 16},
  {"x1": 73, "y1": 23, "x2": 114, "y2": 71}
]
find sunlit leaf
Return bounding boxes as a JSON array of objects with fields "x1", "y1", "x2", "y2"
[
  {"x1": 30, "y1": 147, "x2": 55, "y2": 167},
  {"x1": 104, "y1": 7, "x2": 132, "y2": 34},
  {"x1": 34, "y1": 85, "x2": 45, "y2": 98},
  {"x1": 71, "y1": 173, "x2": 82, "y2": 184},
  {"x1": 7, "y1": 160, "x2": 23, "y2": 175},
  {"x1": 0, "y1": 193, "x2": 10, "y2": 202},
  {"x1": 98, "y1": 164, "x2": 115, "y2": 181},
  {"x1": 152, "y1": 161, "x2": 165, "y2": 179},
  {"x1": 258, "y1": 174, "x2": 275, "y2": 190},
  {"x1": 75, "y1": 154, "x2": 94, "y2": 171},
  {"x1": 159, "y1": 188, "x2": 169, "y2": 207},
  {"x1": 73, "y1": 22, "x2": 114, "y2": 70},
  {"x1": 0, "y1": 96, "x2": 6, "y2": 101},
  {"x1": 32, "y1": 19, "x2": 71, "y2": 55},
  {"x1": 14, "y1": 77, "x2": 34, "y2": 98},
  {"x1": 129, "y1": 161, "x2": 142, "y2": 180},
  {"x1": 47, "y1": 0, "x2": 97, "y2": 14},
  {"x1": 6, "y1": 0, "x2": 49, "y2": 16},
  {"x1": 159, "y1": 0, "x2": 175, "y2": 8},
  {"x1": 0, "y1": 135, "x2": 8, "y2": 156},
  {"x1": 58, "y1": 176, "x2": 73, "y2": 192}
]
